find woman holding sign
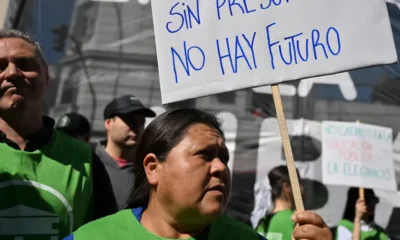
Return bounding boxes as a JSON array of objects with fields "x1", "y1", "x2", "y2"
[
  {"x1": 256, "y1": 165, "x2": 304, "y2": 240},
  {"x1": 336, "y1": 187, "x2": 390, "y2": 240},
  {"x1": 64, "y1": 109, "x2": 332, "y2": 240}
]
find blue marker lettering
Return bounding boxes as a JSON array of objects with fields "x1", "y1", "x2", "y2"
[
  {"x1": 228, "y1": 0, "x2": 245, "y2": 16},
  {"x1": 283, "y1": 33, "x2": 303, "y2": 64},
  {"x1": 216, "y1": 38, "x2": 235, "y2": 75},
  {"x1": 166, "y1": 2, "x2": 184, "y2": 34},
  {"x1": 311, "y1": 29, "x2": 328, "y2": 60},
  {"x1": 187, "y1": 0, "x2": 201, "y2": 28},
  {"x1": 242, "y1": 32, "x2": 258, "y2": 68},
  {"x1": 216, "y1": 0, "x2": 227, "y2": 20},
  {"x1": 234, "y1": 36, "x2": 252, "y2": 73},
  {"x1": 266, "y1": 22, "x2": 279, "y2": 69},
  {"x1": 260, "y1": 0, "x2": 289, "y2": 10},
  {"x1": 243, "y1": 0, "x2": 256, "y2": 14},
  {"x1": 217, "y1": 33, "x2": 258, "y2": 74},
  {"x1": 171, "y1": 41, "x2": 206, "y2": 83},
  {"x1": 296, "y1": 38, "x2": 309, "y2": 62},
  {"x1": 187, "y1": 45, "x2": 206, "y2": 71},
  {"x1": 326, "y1": 27, "x2": 341, "y2": 55},
  {"x1": 278, "y1": 43, "x2": 292, "y2": 65},
  {"x1": 166, "y1": 1, "x2": 201, "y2": 34},
  {"x1": 182, "y1": 3, "x2": 189, "y2": 30}
]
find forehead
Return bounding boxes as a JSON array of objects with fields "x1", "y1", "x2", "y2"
[
  {"x1": 184, "y1": 123, "x2": 225, "y2": 146},
  {"x1": 0, "y1": 37, "x2": 37, "y2": 58}
]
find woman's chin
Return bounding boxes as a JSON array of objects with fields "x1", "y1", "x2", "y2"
[{"x1": 200, "y1": 203, "x2": 226, "y2": 218}]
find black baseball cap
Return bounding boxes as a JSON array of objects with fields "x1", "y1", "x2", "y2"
[
  {"x1": 103, "y1": 95, "x2": 156, "y2": 120},
  {"x1": 55, "y1": 113, "x2": 91, "y2": 137}
]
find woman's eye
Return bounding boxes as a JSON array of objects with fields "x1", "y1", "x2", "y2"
[
  {"x1": 198, "y1": 152, "x2": 213, "y2": 161},
  {"x1": 220, "y1": 155, "x2": 229, "y2": 164}
]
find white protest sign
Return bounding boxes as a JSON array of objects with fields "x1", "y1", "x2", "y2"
[
  {"x1": 151, "y1": 0, "x2": 397, "y2": 104},
  {"x1": 321, "y1": 121, "x2": 397, "y2": 191}
]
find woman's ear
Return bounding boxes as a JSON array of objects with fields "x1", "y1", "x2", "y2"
[
  {"x1": 282, "y1": 182, "x2": 292, "y2": 195},
  {"x1": 143, "y1": 153, "x2": 160, "y2": 186}
]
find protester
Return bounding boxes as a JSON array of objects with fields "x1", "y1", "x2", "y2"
[
  {"x1": 95, "y1": 95, "x2": 155, "y2": 209},
  {"x1": 336, "y1": 187, "x2": 390, "y2": 240},
  {"x1": 256, "y1": 165, "x2": 304, "y2": 240},
  {"x1": 0, "y1": 29, "x2": 117, "y2": 239},
  {"x1": 55, "y1": 112, "x2": 91, "y2": 142},
  {"x1": 65, "y1": 109, "x2": 332, "y2": 240}
]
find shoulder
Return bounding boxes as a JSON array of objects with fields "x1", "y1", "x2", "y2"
[
  {"x1": 269, "y1": 210, "x2": 295, "y2": 227},
  {"x1": 337, "y1": 219, "x2": 353, "y2": 230},
  {"x1": 274, "y1": 210, "x2": 294, "y2": 218},
  {"x1": 52, "y1": 130, "x2": 93, "y2": 163},
  {"x1": 53, "y1": 131, "x2": 92, "y2": 154},
  {"x1": 66, "y1": 210, "x2": 134, "y2": 239},
  {"x1": 213, "y1": 215, "x2": 267, "y2": 240}
]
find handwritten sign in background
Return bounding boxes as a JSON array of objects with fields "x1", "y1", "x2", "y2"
[
  {"x1": 322, "y1": 121, "x2": 397, "y2": 191},
  {"x1": 151, "y1": 0, "x2": 397, "y2": 104}
]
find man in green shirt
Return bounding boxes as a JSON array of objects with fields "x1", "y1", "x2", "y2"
[{"x1": 0, "y1": 29, "x2": 117, "y2": 239}]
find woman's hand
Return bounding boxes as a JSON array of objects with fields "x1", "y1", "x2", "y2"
[
  {"x1": 354, "y1": 198, "x2": 367, "y2": 220},
  {"x1": 292, "y1": 211, "x2": 332, "y2": 240}
]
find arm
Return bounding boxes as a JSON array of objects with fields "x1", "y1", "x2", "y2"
[{"x1": 352, "y1": 199, "x2": 366, "y2": 240}]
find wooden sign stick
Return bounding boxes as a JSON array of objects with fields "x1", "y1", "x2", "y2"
[
  {"x1": 355, "y1": 120, "x2": 365, "y2": 200},
  {"x1": 271, "y1": 84, "x2": 305, "y2": 211}
]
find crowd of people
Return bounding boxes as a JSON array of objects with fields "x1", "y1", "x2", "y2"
[
  {"x1": 0, "y1": 29, "x2": 390, "y2": 240},
  {"x1": 255, "y1": 166, "x2": 390, "y2": 240}
]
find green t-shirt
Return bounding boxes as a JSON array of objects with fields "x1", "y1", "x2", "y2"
[
  {"x1": 335, "y1": 219, "x2": 390, "y2": 240},
  {"x1": 65, "y1": 207, "x2": 266, "y2": 240},
  {"x1": 256, "y1": 209, "x2": 295, "y2": 240},
  {"x1": 0, "y1": 131, "x2": 93, "y2": 239}
]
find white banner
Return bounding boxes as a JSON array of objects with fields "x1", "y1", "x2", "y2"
[
  {"x1": 151, "y1": 0, "x2": 397, "y2": 104},
  {"x1": 322, "y1": 121, "x2": 396, "y2": 191}
]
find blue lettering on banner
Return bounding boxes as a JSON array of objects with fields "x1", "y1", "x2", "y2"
[
  {"x1": 216, "y1": 0, "x2": 290, "y2": 20},
  {"x1": 216, "y1": 0, "x2": 257, "y2": 20},
  {"x1": 163, "y1": 1, "x2": 344, "y2": 84},
  {"x1": 166, "y1": 0, "x2": 201, "y2": 34},
  {"x1": 216, "y1": 32, "x2": 258, "y2": 74},
  {"x1": 266, "y1": 22, "x2": 342, "y2": 69},
  {"x1": 171, "y1": 41, "x2": 206, "y2": 83},
  {"x1": 260, "y1": 0, "x2": 290, "y2": 10}
]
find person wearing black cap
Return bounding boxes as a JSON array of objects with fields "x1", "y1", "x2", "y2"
[
  {"x1": 95, "y1": 95, "x2": 156, "y2": 209},
  {"x1": 56, "y1": 112, "x2": 91, "y2": 142}
]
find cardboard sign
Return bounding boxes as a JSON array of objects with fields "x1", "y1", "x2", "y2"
[
  {"x1": 322, "y1": 121, "x2": 397, "y2": 191},
  {"x1": 151, "y1": 0, "x2": 397, "y2": 104}
]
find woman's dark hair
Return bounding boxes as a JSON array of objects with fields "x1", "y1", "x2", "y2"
[
  {"x1": 342, "y1": 187, "x2": 378, "y2": 221},
  {"x1": 268, "y1": 165, "x2": 299, "y2": 201},
  {"x1": 258, "y1": 165, "x2": 300, "y2": 235},
  {"x1": 126, "y1": 108, "x2": 224, "y2": 208}
]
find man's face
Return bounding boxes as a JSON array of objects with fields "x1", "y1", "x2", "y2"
[
  {"x1": 0, "y1": 38, "x2": 48, "y2": 113},
  {"x1": 105, "y1": 113, "x2": 146, "y2": 148}
]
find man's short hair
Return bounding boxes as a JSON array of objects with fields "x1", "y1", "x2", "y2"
[{"x1": 0, "y1": 29, "x2": 46, "y2": 64}]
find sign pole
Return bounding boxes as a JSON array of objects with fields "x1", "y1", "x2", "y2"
[
  {"x1": 271, "y1": 84, "x2": 304, "y2": 211},
  {"x1": 355, "y1": 120, "x2": 365, "y2": 200}
]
